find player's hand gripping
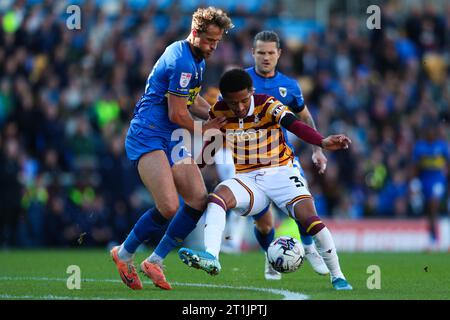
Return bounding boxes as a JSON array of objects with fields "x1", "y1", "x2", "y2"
[
  {"x1": 202, "y1": 116, "x2": 227, "y2": 133},
  {"x1": 321, "y1": 134, "x2": 352, "y2": 151}
]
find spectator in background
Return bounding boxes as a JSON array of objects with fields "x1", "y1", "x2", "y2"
[
  {"x1": 0, "y1": 136, "x2": 22, "y2": 247},
  {"x1": 44, "y1": 195, "x2": 70, "y2": 246}
]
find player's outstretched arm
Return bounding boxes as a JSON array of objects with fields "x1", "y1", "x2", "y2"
[
  {"x1": 280, "y1": 112, "x2": 351, "y2": 151},
  {"x1": 321, "y1": 134, "x2": 352, "y2": 151}
]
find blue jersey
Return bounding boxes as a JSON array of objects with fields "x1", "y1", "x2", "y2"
[
  {"x1": 412, "y1": 139, "x2": 449, "y2": 199},
  {"x1": 246, "y1": 67, "x2": 305, "y2": 160},
  {"x1": 134, "y1": 40, "x2": 205, "y2": 133},
  {"x1": 246, "y1": 67, "x2": 305, "y2": 112},
  {"x1": 125, "y1": 40, "x2": 203, "y2": 164},
  {"x1": 413, "y1": 139, "x2": 449, "y2": 176}
]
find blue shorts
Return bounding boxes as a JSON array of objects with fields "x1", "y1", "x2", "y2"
[
  {"x1": 420, "y1": 175, "x2": 447, "y2": 201},
  {"x1": 125, "y1": 118, "x2": 192, "y2": 167},
  {"x1": 252, "y1": 204, "x2": 271, "y2": 221}
]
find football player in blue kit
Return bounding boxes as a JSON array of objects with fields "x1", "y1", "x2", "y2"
[
  {"x1": 246, "y1": 31, "x2": 330, "y2": 280},
  {"x1": 412, "y1": 120, "x2": 449, "y2": 251},
  {"x1": 110, "y1": 7, "x2": 233, "y2": 290}
]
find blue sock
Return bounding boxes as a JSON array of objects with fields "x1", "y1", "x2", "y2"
[
  {"x1": 254, "y1": 227, "x2": 275, "y2": 252},
  {"x1": 154, "y1": 204, "x2": 203, "y2": 258},
  {"x1": 123, "y1": 207, "x2": 168, "y2": 254},
  {"x1": 295, "y1": 219, "x2": 313, "y2": 245}
]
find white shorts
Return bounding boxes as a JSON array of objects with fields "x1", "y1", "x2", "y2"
[{"x1": 219, "y1": 164, "x2": 312, "y2": 219}]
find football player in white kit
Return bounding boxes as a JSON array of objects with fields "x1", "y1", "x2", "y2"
[{"x1": 179, "y1": 68, "x2": 353, "y2": 290}]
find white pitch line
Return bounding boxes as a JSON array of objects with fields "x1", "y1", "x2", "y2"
[
  {"x1": 0, "y1": 276, "x2": 309, "y2": 300},
  {"x1": 171, "y1": 282, "x2": 309, "y2": 300}
]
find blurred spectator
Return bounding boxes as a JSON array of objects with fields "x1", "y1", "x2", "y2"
[
  {"x1": 43, "y1": 195, "x2": 70, "y2": 246},
  {"x1": 0, "y1": 137, "x2": 22, "y2": 247}
]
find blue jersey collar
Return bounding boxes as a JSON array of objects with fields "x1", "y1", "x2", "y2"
[
  {"x1": 252, "y1": 66, "x2": 278, "y2": 80},
  {"x1": 184, "y1": 40, "x2": 204, "y2": 63}
]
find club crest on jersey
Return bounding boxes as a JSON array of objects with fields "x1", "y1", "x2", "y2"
[
  {"x1": 180, "y1": 72, "x2": 192, "y2": 88},
  {"x1": 279, "y1": 87, "x2": 287, "y2": 97}
]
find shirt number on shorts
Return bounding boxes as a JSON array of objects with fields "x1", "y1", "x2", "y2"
[{"x1": 289, "y1": 176, "x2": 304, "y2": 188}]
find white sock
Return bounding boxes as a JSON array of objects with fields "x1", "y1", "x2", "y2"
[
  {"x1": 204, "y1": 202, "x2": 227, "y2": 259},
  {"x1": 227, "y1": 213, "x2": 247, "y2": 250},
  {"x1": 118, "y1": 244, "x2": 133, "y2": 262},
  {"x1": 303, "y1": 243, "x2": 316, "y2": 254},
  {"x1": 147, "y1": 252, "x2": 163, "y2": 265},
  {"x1": 312, "y1": 227, "x2": 345, "y2": 279}
]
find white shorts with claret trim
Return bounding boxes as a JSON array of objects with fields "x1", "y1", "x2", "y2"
[{"x1": 219, "y1": 164, "x2": 312, "y2": 219}]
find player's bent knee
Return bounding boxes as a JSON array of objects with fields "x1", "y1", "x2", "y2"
[
  {"x1": 207, "y1": 192, "x2": 227, "y2": 211},
  {"x1": 254, "y1": 222, "x2": 273, "y2": 235},
  {"x1": 157, "y1": 201, "x2": 180, "y2": 218},
  {"x1": 254, "y1": 213, "x2": 273, "y2": 235},
  {"x1": 212, "y1": 185, "x2": 237, "y2": 209},
  {"x1": 292, "y1": 199, "x2": 324, "y2": 235},
  {"x1": 184, "y1": 193, "x2": 208, "y2": 211}
]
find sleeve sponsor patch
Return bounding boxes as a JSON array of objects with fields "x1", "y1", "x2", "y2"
[
  {"x1": 265, "y1": 100, "x2": 290, "y2": 123},
  {"x1": 179, "y1": 72, "x2": 192, "y2": 88},
  {"x1": 271, "y1": 103, "x2": 285, "y2": 117}
]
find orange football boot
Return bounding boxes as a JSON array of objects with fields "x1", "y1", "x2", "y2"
[
  {"x1": 140, "y1": 260, "x2": 172, "y2": 290},
  {"x1": 110, "y1": 246, "x2": 143, "y2": 290}
]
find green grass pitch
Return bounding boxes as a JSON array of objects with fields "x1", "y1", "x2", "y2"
[{"x1": 0, "y1": 249, "x2": 449, "y2": 300}]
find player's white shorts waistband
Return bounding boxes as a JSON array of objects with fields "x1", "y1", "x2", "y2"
[{"x1": 239, "y1": 162, "x2": 294, "y2": 176}]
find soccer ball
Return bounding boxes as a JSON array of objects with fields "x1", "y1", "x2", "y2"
[{"x1": 267, "y1": 236, "x2": 305, "y2": 273}]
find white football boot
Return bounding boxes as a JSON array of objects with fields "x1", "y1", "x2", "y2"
[
  {"x1": 304, "y1": 245, "x2": 329, "y2": 275},
  {"x1": 264, "y1": 253, "x2": 282, "y2": 280}
]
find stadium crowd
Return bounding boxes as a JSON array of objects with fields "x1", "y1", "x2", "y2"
[{"x1": 0, "y1": 0, "x2": 449, "y2": 248}]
